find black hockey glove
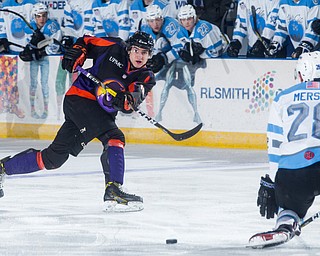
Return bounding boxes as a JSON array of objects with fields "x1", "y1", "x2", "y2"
[
  {"x1": 291, "y1": 41, "x2": 313, "y2": 59},
  {"x1": 61, "y1": 36, "x2": 75, "y2": 49},
  {"x1": 19, "y1": 45, "x2": 46, "y2": 62},
  {"x1": 179, "y1": 42, "x2": 193, "y2": 62},
  {"x1": 311, "y1": 19, "x2": 320, "y2": 35},
  {"x1": 257, "y1": 174, "x2": 277, "y2": 219},
  {"x1": 112, "y1": 91, "x2": 134, "y2": 114},
  {"x1": 226, "y1": 39, "x2": 242, "y2": 57},
  {"x1": 29, "y1": 29, "x2": 46, "y2": 48},
  {"x1": 128, "y1": 83, "x2": 145, "y2": 110},
  {"x1": 248, "y1": 38, "x2": 270, "y2": 58},
  {"x1": 0, "y1": 38, "x2": 10, "y2": 53},
  {"x1": 61, "y1": 44, "x2": 87, "y2": 73},
  {"x1": 147, "y1": 52, "x2": 167, "y2": 73},
  {"x1": 265, "y1": 41, "x2": 282, "y2": 57}
]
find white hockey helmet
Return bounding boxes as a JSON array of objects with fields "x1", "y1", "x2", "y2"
[
  {"x1": 32, "y1": 3, "x2": 48, "y2": 17},
  {"x1": 146, "y1": 5, "x2": 163, "y2": 20},
  {"x1": 178, "y1": 4, "x2": 196, "y2": 20},
  {"x1": 295, "y1": 52, "x2": 320, "y2": 81}
]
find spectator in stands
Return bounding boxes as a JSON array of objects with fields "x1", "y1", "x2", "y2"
[
  {"x1": 84, "y1": 0, "x2": 130, "y2": 41},
  {"x1": 0, "y1": 0, "x2": 38, "y2": 119},
  {"x1": 227, "y1": 0, "x2": 281, "y2": 58},
  {"x1": 129, "y1": 0, "x2": 169, "y2": 36},
  {"x1": 266, "y1": 0, "x2": 319, "y2": 59},
  {"x1": 19, "y1": 3, "x2": 61, "y2": 119}
]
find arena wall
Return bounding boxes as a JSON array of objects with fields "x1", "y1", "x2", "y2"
[{"x1": 0, "y1": 55, "x2": 296, "y2": 149}]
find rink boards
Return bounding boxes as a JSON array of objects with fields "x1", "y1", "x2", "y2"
[{"x1": 0, "y1": 56, "x2": 296, "y2": 149}]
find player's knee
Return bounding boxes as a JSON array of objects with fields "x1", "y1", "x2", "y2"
[
  {"x1": 99, "y1": 128, "x2": 126, "y2": 146},
  {"x1": 41, "y1": 148, "x2": 69, "y2": 170}
]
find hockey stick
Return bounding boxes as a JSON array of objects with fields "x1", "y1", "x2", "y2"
[
  {"x1": 220, "y1": 9, "x2": 230, "y2": 44},
  {"x1": 300, "y1": 211, "x2": 320, "y2": 228},
  {"x1": 0, "y1": 41, "x2": 25, "y2": 52},
  {"x1": 75, "y1": 66, "x2": 203, "y2": 141},
  {"x1": 0, "y1": 9, "x2": 35, "y2": 32},
  {"x1": 251, "y1": 6, "x2": 269, "y2": 50}
]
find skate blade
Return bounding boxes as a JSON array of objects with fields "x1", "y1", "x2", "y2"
[
  {"x1": 247, "y1": 232, "x2": 289, "y2": 249},
  {"x1": 104, "y1": 200, "x2": 144, "y2": 212}
]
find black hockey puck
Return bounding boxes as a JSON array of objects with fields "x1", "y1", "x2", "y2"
[{"x1": 166, "y1": 239, "x2": 177, "y2": 244}]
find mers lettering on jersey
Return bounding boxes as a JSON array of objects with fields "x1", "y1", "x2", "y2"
[{"x1": 293, "y1": 82, "x2": 320, "y2": 101}]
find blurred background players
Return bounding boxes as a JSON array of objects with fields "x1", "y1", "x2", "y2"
[
  {"x1": 19, "y1": 3, "x2": 61, "y2": 119},
  {"x1": 266, "y1": 0, "x2": 320, "y2": 59},
  {"x1": 150, "y1": 4, "x2": 226, "y2": 123},
  {"x1": 55, "y1": 0, "x2": 94, "y2": 120},
  {"x1": 140, "y1": 4, "x2": 181, "y2": 118},
  {"x1": 0, "y1": 0, "x2": 39, "y2": 119},
  {"x1": 251, "y1": 52, "x2": 320, "y2": 247},
  {"x1": 129, "y1": 0, "x2": 170, "y2": 36},
  {"x1": 84, "y1": 0, "x2": 130, "y2": 41},
  {"x1": 227, "y1": 0, "x2": 280, "y2": 58}
]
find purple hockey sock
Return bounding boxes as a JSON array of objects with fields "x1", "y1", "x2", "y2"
[
  {"x1": 108, "y1": 146, "x2": 125, "y2": 184},
  {"x1": 4, "y1": 148, "x2": 43, "y2": 175}
]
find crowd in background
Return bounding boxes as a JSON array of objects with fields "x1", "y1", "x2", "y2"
[{"x1": 0, "y1": 0, "x2": 320, "y2": 120}]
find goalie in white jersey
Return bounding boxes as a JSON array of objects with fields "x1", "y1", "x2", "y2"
[{"x1": 256, "y1": 51, "x2": 320, "y2": 242}]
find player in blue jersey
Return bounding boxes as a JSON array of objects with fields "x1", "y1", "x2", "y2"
[
  {"x1": 0, "y1": 0, "x2": 39, "y2": 119},
  {"x1": 129, "y1": 0, "x2": 170, "y2": 37},
  {"x1": 0, "y1": 31, "x2": 156, "y2": 212},
  {"x1": 266, "y1": 0, "x2": 320, "y2": 59},
  {"x1": 19, "y1": 3, "x2": 62, "y2": 119},
  {"x1": 139, "y1": 4, "x2": 181, "y2": 119},
  {"x1": 55, "y1": 0, "x2": 94, "y2": 120},
  {"x1": 254, "y1": 52, "x2": 320, "y2": 245},
  {"x1": 227, "y1": 0, "x2": 281, "y2": 58},
  {"x1": 84, "y1": 0, "x2": 130, "y2": 41}
]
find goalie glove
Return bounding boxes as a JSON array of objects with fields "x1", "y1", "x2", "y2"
[
  {"x1": 61, "y1": 44, "x2": 87, "y2": 73},
  {"x1": 226, "y1": 39, "x2": 242, "y2": 57},
  {"x1": 257, "y1": 174, "x2": 277, "y2": 219},
  {"x1": 291, "y1": 41, "x2": 313, "y2": 59}
]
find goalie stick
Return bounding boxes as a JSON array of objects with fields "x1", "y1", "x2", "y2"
[
  {"x1": 75, "y1": 66, "x2": 203, "y2": 141},
  {"x1": 251, "y1": 6, "x2": 269, "y2": 50}
]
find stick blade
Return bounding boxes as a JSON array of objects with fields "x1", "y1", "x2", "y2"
[{"x1": 163, "y1": 123, "x2": 203, "y2": 141}]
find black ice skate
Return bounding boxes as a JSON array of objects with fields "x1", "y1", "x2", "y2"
[
  {"x1": 103, "y1": 182, "x2": 143, "y2": 212},
  {"x1": 0, "y1": 156, "x2": 9, "y2": 198}
]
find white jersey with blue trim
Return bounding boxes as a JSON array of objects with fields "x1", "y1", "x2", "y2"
[
  {"x1": 62, "y1": 0, "x2": 94, "y2": 38},
  {"x1": 129, "y1": 0, "x2": 169, "y2": 36},
  {"x1": 176, "y1": 19, "x2": 226, "y2": 58},
  {"x1": 272, "y1": 0, "x2": 320, "y2": 49},
  {"x1": 84, "y1": 0, "x2": 130, "y2": 41},
  {"x1": 0, "y1": 0, "x2": 38, "y2": 53},
  {"x1": 267, "y1": 81, "x2": 320, "y2": 179},
  {"x1": 26, "y1": 18, "x2": 62, "y2": 55},
  {"x1": 165, "y1": 0, "x2": 188, "y2": 19},
  {"x1": 233, "y1": 0, "x2": 280, "y2": 49},
  {"x1": 140, "y1": 16, "x2": 180, "y2": 63}
]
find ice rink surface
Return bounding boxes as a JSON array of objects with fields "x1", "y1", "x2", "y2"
[{"x1": 0, "y1": 138, "x2": 320, "y2": 256}]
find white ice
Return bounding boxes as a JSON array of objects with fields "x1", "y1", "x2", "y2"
[{"x1": 0, "y1": 138, "x2": 319, "y2": 256}]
